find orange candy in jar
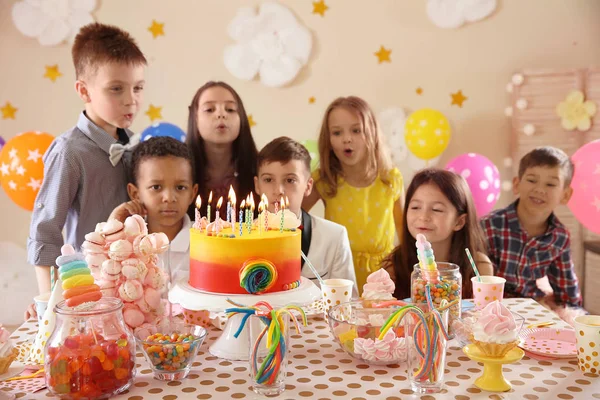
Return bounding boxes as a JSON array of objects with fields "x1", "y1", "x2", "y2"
[{"x1": 45, "y1": 298, "x2": 135, "y2": 399}]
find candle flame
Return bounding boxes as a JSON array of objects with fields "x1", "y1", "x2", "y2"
[
  {"x1": 261, "y1": 193, "x2": 268, "y2": 208},
  {"x1": 208, "y1": 191, "x2": 213, "y2": 203},
  {"x1": 280, "y1": 196, "x2": 285, "y2": 210},
  {"x1": 240, "y1": 199, "x2": 246, "y2": 209},
  {"x1": 195, "y1": 195, "x2": 201, "y2": 209},
  {"x1": 228, "y1": 185, "x2": 236, "y2": 204},
  {"x1": 258, "y1": 201, "x2": 264, "y2": 213},
  {"x1": 285, "y1": 196, "x2": 289, "y2": 208},
  {"x1": 216, "y1": 196, "x2": 223, "y2": 209}
]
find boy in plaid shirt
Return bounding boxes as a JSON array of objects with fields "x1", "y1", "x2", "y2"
[{"x1": 481, "y1": 146, "x2": 582, "y2": 307}]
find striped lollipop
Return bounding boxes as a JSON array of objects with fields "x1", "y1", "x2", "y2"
[
  {"x1": 58, "y1": 245, "x2": 102, "y2": 307},
  {"x1": 239, "y1": 258, "x2": 278, "y2": 294}
]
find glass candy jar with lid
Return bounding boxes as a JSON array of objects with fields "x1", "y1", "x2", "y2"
[{"x1": 45, "y1": 297, "x2": 135, "y2": 399}]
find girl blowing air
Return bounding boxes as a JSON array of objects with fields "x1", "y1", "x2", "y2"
[{"x1": 303, "y1": 96, "x2": 404, "y2": 293}]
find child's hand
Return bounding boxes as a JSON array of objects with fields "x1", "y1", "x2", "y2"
[
  {"x1": 24, "y1": 303, "x2": 37, "y2": 321},
  {"x1": 109, "y1": 200, "x2": 147, "y2": 222}
]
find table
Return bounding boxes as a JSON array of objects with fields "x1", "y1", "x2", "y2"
[{"x1": 3, "y1": 299, "x2": 600, "y2": 399}]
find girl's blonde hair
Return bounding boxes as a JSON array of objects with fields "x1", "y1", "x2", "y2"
[{"x1": 317, "y1": 96, "x2": 392, "y2": 197}]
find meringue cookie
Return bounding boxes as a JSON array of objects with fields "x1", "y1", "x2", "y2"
[
  {"x1": 109, "y1": 239, "x2": 133, "y2": 261},
  {"x1": 124, "y1": 214, "x2": 148, "y2": 239},
  {"x1": 101, "y1": 259, "x2": 122, "y2": 281},
  {"x1": 123, "y1": 303, "x2": 145, "y2": 328},
  {"x1": 118, "y1": 279, "x2": 143, "y2": 302},
  {"x1": 121, "y1": 258, "x2": 147, "y2": 281},
  {"x1": 103, "y1": 219, "x2": 125, "y2": 242}
]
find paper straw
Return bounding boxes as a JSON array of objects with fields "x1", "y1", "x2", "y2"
[
  {"x1": 464, "y1": 248, "x2": 481, "y2": 282},
  {"x1": 300, "y1": 251, "x2": 325, "y2": 286},
  {"x1": 50, "y1": 266, "x2": 55, "y2": 290}
]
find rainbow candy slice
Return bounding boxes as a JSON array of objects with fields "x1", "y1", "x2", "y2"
[
  {"x1": 416, "y1": 233, "x2": 437, "y2": 271},
  {"x1": 239, "y1": 258, "x2": 278, "y2": 294},
  {"x1": 58, "y1": 245, "x2": 102, "y2": 308}
]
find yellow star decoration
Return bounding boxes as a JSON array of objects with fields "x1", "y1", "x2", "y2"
[
  {"x1": 312, "y1": 0, "x2": 329, "y2": 16},
  {"x1": 145, "y1": 104, "x2": 163, "y2": 121},
  {"x1": 148, "y1": 20, "x2": 165, "y2": 38},
  {"x1": 44, "y1": 65, "x2": 62, "y2": 82},
  {"x1": 416, "y1": 87, "x2": 423, "y2": 95},
  {"x1": 309, "y1": 96, "x2": 316, "y2": 104},
  {"x1": 1, "y1": 102, "x2": 18, "y2": 119},
  {"x1": 451, "y1": 90, "x2": 468, "y2": 107},
  {"x1": 248, "y1": 114, "x2": 257, "y2": 128},
  {"x1": 374, "y1": 46, "x2": 391, "y2": 64}
]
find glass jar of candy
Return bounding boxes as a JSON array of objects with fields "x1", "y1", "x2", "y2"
[
  {"x1": 411, "y1": 262, "x2": 462, "y2": 332},
  {"x1": 45, "y1": 297, "x2": 135, "y2": 399}
]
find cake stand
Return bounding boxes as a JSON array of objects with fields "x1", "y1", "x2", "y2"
[
  {"x1": 462, "y1": 344, "x2": 524, "y2": 392},
  {"x1": 169, "y1": 276, "x2": 321, "y2": 361}
]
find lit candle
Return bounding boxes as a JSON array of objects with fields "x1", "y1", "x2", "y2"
[
  {"x1": 279, "y1": 196, "x2": 285, "y2": 233},
  {"x1": 274, "y1": 198, "x2": 279, "y2": 215},
  {"x1": 239, "y1": 199, "x2": 245, "y2": 237},
  {"x1": 261, "y1": 193, "x2": 269, "y2": 232},
  {"x1": 216, "y1": 196, "x2": 223, "y2": 235},
  {"x1": 248, "y1": 195, "x2": 254, "y2": 235},
  {"x1": 229, "y1": 185, "x2": 236, "y2": 229},
  {"x1": 258, "y1": 201, "x2": 264, "y2": 235},
  {"x1": 194, "y1": 195, "x2": 201, "y2": 229},
  {"x1": 206, "y1": 191, "x2": 213, "y2": 227}
]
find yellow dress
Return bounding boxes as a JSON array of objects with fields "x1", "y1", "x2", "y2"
[{"x1": 312, "y1": 168, "x2": 404, "y2": 294}]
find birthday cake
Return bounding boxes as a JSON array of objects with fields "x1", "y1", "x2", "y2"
[{"x1": 189, "y1": 193, "x2": 302, "y2": 295}]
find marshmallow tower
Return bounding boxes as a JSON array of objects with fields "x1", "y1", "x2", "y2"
[
  {"x1": 82, "y1": 215, "x2": 170, "y2": 331},
  {"x1": 416, "y1": 233, "x2": 437, "y2": 272}
]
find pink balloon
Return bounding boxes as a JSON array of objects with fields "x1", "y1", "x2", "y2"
[
  {"x1": 445, "y1": 153, "x2": 501, "y2": 217},
  {"x1": 567, "y1": 140, "x2": 600, "y2": 234}
]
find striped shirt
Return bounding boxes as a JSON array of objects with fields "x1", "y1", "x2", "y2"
[
  {"x1": 481, "y1": 200, "x2": 582, "y2": 307},
  {"x1": 27, "y1": 111, "x2": 132, "y2": 266}
]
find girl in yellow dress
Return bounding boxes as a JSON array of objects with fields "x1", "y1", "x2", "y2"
[{"x1": 302, "y1": 96, "x2": 404, "y2": 294}]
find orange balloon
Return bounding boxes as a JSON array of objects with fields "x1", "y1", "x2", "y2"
[{"x1": 0, "y1": 131, "x2": 54, "y2": 211}]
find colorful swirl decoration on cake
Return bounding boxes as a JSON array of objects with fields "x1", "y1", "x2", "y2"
[{"x1": 239, "y1": 258, "x2": 278, "y2": 294}]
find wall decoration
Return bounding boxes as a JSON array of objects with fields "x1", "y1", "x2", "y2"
[
  {"x1": 446, "y1": 153, "x2": 500, "y2": 217},
  {"x1": 223, "y1": 2, "x2": 312, "y2": 88},
  {"x1": 426, "y1": 0, "x2": 497, "y2": 29},
  {"x1": 404, "y1": 108, "x2": 451, "y2": 160},
  {"x1": 11, "y1": 0, "x2": 96, "y2": 46},
  {"x1": 308, "y1": 96, "x2": 316, "y2": 104},
  {"x1": 145, "y1": 104, "x2": 162, "y2": 122},
  {"x1": 1, "y1": 102, "x2": 18, "y2": 120},
  {"x1": 312, "y1": 0, "x2": 329, "y2": 17},
  {"x1": 379, "y1": 107, "x2": 440, "y2": 181},
  {"x1": 248, "y1": 114, "x2": 257, "y2": 128},
  {"x1": 556, "y1": 90, "x2": 597, "y2": 132},
  {"x1": 416, "y1": 87, "x2": 423, "y2": 95},
  {"x1": 450, "y1": 90, "x2": 467, "y2": 107},
  {"x1": 374, "y1": 45, "x2": 391, "y2": 64},
  {"x1": 141, "y1": 122, "x2": 185, "y2": 142},
  {"x1": 148, "y1": 20, "x2": 165, "y2": 38},
  {"x1": 523, "y1": 123, "x2": 535, "y2": 136},
  {"x1": 300, "y1": 139, "x2": 319, "y2": 171},
  {"x1": 568, "y1": 139, "x2": 600, "y2": 234},
  {"x1": 0, "y1": 137, "x2": 4, "y2": 150},
  {"x1": 43, "y1": 65, "x2": 62, "y2": 82},
  {"x1": 0, "y1": 131, "x2": 54, "y2": 211}
]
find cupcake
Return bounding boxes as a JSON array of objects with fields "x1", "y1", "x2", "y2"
[
  {"x1": 471, "y1": 300, "x2": 518, "y2": 357},
  {"x1": 361, "y1": 269, "x2": 395, "y2": 307},
  {"x1": 0, "y1": 324, "x2": 18, "y2": 374}
]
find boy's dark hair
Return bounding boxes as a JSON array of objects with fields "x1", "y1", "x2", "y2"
[
  {"x1": 131, "y1": 137, "x2": 195, "y2": 185},
  {"x1": 72, "y1": 23, "x2": 147, "y2": 79},
  {"x1": 518, "y1": 146, "x2": 574, "y2": 186},
  {"x1": 257, "y1": 137, "x2": 311, "y2": 174}
]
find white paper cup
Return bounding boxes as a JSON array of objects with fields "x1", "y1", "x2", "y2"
[
  {"x1": 471, "y1": 276, "x2": 506, "y2": 309},
  {"x1": 574, "y1": 315, "x2": 600, "y2": 375},
  {"x1": 34, "y1": 292, "x2": 51, "y2": 322},
  {"x1": 321, "y1": 279, "x2": 353, "y2": 316}
]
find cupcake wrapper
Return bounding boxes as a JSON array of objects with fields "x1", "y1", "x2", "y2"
[
  {"x1": 472, "y1": 338, "x2": 518, "y2": 358},
  {"x1": 0, "y1": 348, "x2": 19, "y2": 374}
]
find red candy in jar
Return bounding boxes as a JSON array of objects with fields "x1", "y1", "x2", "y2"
[{"x1": 45, "y1": 298, "x2": 136, "y2": 399}]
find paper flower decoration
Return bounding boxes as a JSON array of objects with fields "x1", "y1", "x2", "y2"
[
  {"x1": 426, "y1": 0, "x2": 497, "y2": 29},
  {"x1": 556, "y1": 90, "x2": 597, "y2": 132},
  {"x1": 223, "y1": 2, "x2": 312, "y2": 88},
  {"x1": 378, "y1": 107, "x2": 439, "y2": 181},
  {"x1": 11, "y1": 0, "x2": 96, "y2": 46}
]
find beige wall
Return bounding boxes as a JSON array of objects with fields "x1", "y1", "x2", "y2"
[{"x1": 1, "y1": 0, "x2": 599, "y2": 251}]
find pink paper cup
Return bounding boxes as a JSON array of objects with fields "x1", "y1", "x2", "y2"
[{"x1": 471, "y1": 276, "x2": 505, "y2": 309}]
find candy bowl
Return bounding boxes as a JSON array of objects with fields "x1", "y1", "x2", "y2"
[
  {"x1": 327, "y1": 301, "x2": 407, "y2": 365},
  {"x1": 135, "y1": 320, "x2": 207, "y2": 381}
]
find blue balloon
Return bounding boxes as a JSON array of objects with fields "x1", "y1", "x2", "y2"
[{"x1": 141, "y1": 122, "x2": 186, "y2": 142}]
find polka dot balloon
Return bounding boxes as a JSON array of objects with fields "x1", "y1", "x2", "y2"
[
  {"x1": 446, "y1": 153, "x2": 501, "y2": 217},
  {"x1": 404, "y1": 108, "x2": 451, "y2": 160}
]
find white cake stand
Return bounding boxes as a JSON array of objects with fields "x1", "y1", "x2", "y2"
[{"x1": 169, "y1": 276, "x2": 321, "y2": 361}]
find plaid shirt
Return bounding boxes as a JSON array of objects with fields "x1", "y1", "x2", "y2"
[{"x1": 481, "y1": 200, "x2": 582, "y2": 307}]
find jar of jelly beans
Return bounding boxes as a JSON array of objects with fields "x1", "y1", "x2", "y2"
[
  {"x1": 45, "y1": 297, "x2": 135, "y2": 399},
  {"x1": 411, "y1": 262, "x2": 462, "y2": 332}
]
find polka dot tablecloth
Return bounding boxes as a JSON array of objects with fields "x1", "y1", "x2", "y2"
[{"x1": 4, "y1": 299, "x2": 600, "y2": 399}]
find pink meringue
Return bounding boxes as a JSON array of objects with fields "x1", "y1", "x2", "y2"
[
  {"x1": 124, "y1": 214, "x2": 148, "y2": 239},
  {"x1": 472, "y1": 300, "x2": 517, "y2": 344},
  {"x1": 101, "y1": 259, "x2": 122, "y2": 281},
  {"x1": 118, "y1": 280, "x2": 143, "y2": 302},
  {"x1": 109, "y1": 239, "x2": 133, "y2": 261},
  {"x1": 102, "y1": 219, "x2": 125, "y2": 242},
  {"x1": 123, "y1": 303, "x2": 145, "y2": 328},
  {"x1": 121, "y1": 258, "x2": 148, "y2": 281},
  {"x1": 362, "y1": 269, "x2": 395, "y2": 301},
  {"x1": 353, "y1": 330, "x2": 406, "y2": 363},
  {"x1": 148, "y1": 232, "x2": 169, "y2": 253}
]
